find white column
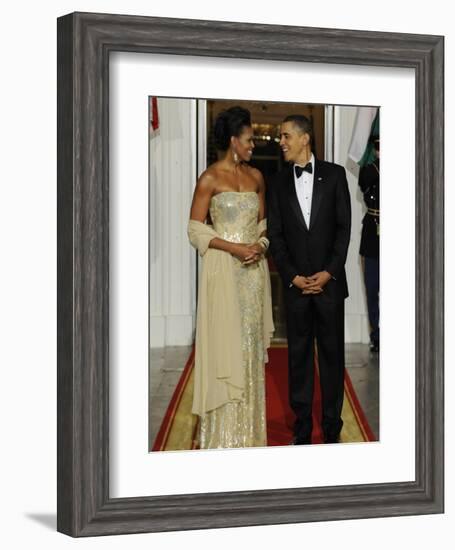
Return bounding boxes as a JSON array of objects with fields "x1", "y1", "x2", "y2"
[
  {"x1": 334, "y1": 106, "x2": 370, "y2": 343},
  {"x1": 149, "y1": 98, "x2": 197, "y2": 347}
]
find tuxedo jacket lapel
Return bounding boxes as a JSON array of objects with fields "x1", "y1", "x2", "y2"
[
  {"x1": 286, "y1": 167, "x2": 308, "y2": 232},
  {"x1": 309, "y1": 160, "x2": 324, "y2": 230}
]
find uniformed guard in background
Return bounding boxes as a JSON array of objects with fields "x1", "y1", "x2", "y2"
[{"x1": 359, "y1": 136, "x2": 380, "y2": 353}]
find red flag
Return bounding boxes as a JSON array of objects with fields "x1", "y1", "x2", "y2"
[{"x1": 150, "y1": 97, "x2": 159, "y2": 131}]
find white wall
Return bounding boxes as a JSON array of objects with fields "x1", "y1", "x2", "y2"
[
  {"x1": 336, "y1": 106, "x2": 371, "y2": 343},
  {"x1": 1, "y1": 1, "x2": 452, "y2": 549},
  {"x1": 149, "y1": 97, "x2": 196, "y2": 347}
]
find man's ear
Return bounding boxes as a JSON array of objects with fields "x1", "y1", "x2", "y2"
[{"x1": 302, "y1": 132, "x2": 310, "y2": 147}]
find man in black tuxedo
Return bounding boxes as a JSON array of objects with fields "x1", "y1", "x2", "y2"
[{"x1": 267, "y1": 115, "x2": 351, "y2": 444}]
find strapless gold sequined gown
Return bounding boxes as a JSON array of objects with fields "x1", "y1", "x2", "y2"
[{"x1": 198, "y1": 192, "x2": 266, "y2": 449}]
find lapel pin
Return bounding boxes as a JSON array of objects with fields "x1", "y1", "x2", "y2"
[{"x1": 318, "y1": 177, "x2": 322, "y2": 181}]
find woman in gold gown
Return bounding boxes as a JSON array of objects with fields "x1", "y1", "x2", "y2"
[{"x1": 188, "y1": 106, "x2": 274, "y2": 449}]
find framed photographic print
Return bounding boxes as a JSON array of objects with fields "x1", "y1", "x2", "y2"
[
  {"x1": 147, "y1": 96, "x2": 380, "y2": 454},
  {"x1": 57, "y1": 12, "x2": 444, "y2": 536}
]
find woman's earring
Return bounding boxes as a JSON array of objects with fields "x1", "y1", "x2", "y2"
[{"x1": 233, "y1": 150, "x2": 239, "y2": 163}]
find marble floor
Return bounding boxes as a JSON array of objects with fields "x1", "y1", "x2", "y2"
[{"x1": 149, "y1": 343, "x2": 379, "y2": 449}]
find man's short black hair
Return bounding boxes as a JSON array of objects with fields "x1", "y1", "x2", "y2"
[{"x1": 282, "y1": 114, "x2": 314, "y2": 145}]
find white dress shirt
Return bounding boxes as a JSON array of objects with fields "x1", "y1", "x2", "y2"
[{"x1": 294, "y1": 153, "x2": 315, "y2": 228}]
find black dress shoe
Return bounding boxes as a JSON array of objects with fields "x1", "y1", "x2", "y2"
[
  {"x1": 369, "y1": 340, "x2": 379, "y2": 353},
  {"x1": 324, "y1": 435, "x2": 340, "y2": 444},
  {"x1": 291, "y1": 436, "x2": 312, "y2": 445}
]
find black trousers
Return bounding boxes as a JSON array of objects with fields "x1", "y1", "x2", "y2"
[
  {"x1": 363, "y1": 256, "x2": 380, "y2": 345},
  {"x1": 285, "y1": 292, "x2": 345, "y2": 440}
]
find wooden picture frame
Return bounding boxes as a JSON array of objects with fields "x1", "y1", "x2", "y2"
[{"x1": 57, "y1": 12, "x2": 444, "y2": 536}]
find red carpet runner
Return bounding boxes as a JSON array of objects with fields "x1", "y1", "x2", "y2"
[{"x1": 152, "y1": 345, "x2": 376, "y2": 451}]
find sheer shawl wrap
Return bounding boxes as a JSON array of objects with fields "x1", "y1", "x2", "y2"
[{"x1": 187, "y1": 219, "x2": 274, "y2": 416}]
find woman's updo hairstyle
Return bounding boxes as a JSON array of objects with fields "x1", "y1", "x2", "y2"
[{"x1": 213, "y1": 106, "x2": 251, "y2": 151}]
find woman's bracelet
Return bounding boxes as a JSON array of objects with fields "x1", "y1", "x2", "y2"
[{"x1": 257, "y1": 236, "x2": 269, "y2": 252}]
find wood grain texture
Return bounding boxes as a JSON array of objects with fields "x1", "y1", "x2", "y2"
[
  {"x1": 57, "y1": 11, "x2": 444, "y2": 536},
  {"x1": 57, "y1": 13, "x2": 75, "y2": 536}
]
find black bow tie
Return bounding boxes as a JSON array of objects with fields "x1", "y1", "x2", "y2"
[{"x1": 294, "y1": 163, "x2": 313, "y2": 178}]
